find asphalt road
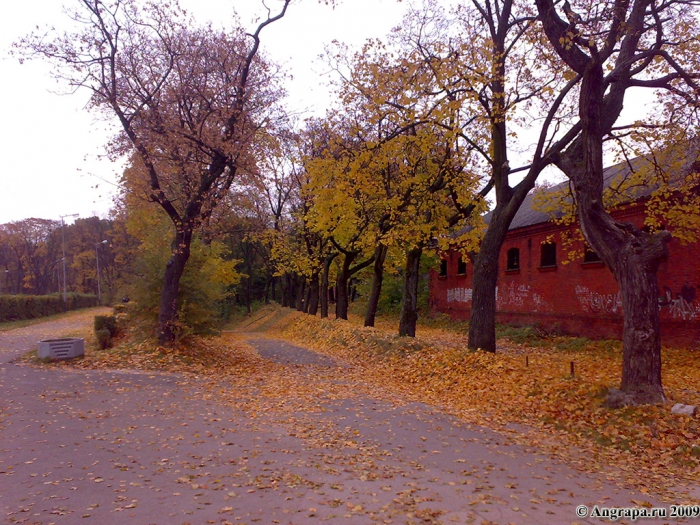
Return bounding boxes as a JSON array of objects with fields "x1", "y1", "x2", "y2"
[{"x1": 0, "y1": 315, "x2": 678, "y2": 524}]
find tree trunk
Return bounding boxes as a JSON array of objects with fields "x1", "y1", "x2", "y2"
[
  {"x1": 307, "y1": 274, "x2": 320, "y2": 316},
  {"x1": 579, "y1": 202, "x2": 669, "y2": 404},
  {"x1": 468, "y1": 210, "x2": 512, "y2": 352},
  {"x1": 280, "y1": 275, "x2": 289, "y2": 307},
  {"x1": 618, "y1": 241, "x2": 669, "y2": 403},
  {"x1": 285, "y1": 274, "x2": 295, "y2": 308},
  {"x1": 264, "y1": 277, "x2": 271, "y2": 304},
  {"x1": 364, "y1": 244, "x2": 388, "y2": 327},
  {"x1": 157, "y1": 228, "x2": 192, "y2": 344},
  {"x1": 245, "y1": 279, "x2": 252, "y2": 315},
  {"x1": 399, "y1": 244, "x2": 423, "y2": 337},
  {"x1": 560, "y1": 66, "x2": 669, "y2": 405},
  {"x1": 303, "y1": 285, "x2": 311, "y2": 313},
  {"x1": 335, "y1": 253, "x2": 356, "y2": 320},
  {"x1": 296, "y1": 275, "x2": 306, "y2": 312},
  {"x1": 245, "y1": 265, "x2": 253, "y2": 315},
  {"x1": 320, "y1": 254, "x2": 336, "y2": 318}
]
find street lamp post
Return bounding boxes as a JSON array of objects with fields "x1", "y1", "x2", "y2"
[
  {"x1": 60, "y1": 213, "x2": 79, "y2": 302},
  {"x1": 1, "y1": 269, "x2": 8, "y2": 295},
  {"x1": 95, "y1": 240, "x2": 108, "y2": 303}
]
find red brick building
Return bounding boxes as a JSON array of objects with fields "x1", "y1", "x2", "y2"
[{"x1": 429, "y1": 162, "x2": 700, "y2": 348}]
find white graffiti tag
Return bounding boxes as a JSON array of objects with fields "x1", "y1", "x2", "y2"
[
  {"x1": 497, "y1": 282, "x2": 530, "y2": 308},
  {"x1": 447, "y1": 287, "x2": 473, "y2": 303},
  {"x1": 668, "y1": 297, "x2": 698, "y2": 320},
  {"x1": 659, "y1": 286, "x2": 699, "y2": 320},
  {"x1": 575, "y1": 285, "x2": 622, "y2": 314},
  {"x1": 532, "y1": 292, "x2": 550, "y2": 312}
]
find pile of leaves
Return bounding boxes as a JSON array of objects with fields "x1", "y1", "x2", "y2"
[{"x1": 271, "y1": 310, "x2": 700, "y2": 500}]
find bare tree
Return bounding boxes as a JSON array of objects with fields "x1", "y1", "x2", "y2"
[{"x1": 19, "y1": 0, "x2": 290, "y2": 342}]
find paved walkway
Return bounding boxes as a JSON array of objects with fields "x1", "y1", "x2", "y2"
[{"x1": 0, "y1": 314, "x2": 679, "y2": 524}]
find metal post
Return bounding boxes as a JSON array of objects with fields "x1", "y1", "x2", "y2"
[
  {"x1": 50, "y1": 259, "x2": 62, "y2": 295},
  {"x1": 59, "y1": 213, "x2": 79, "y2": 302},
  {"x1": 61, "y1": 219, "x2": 66, "y2": 302},
  {"x1": 95, "y1": 240, "x2": 108, "y2": 303}
]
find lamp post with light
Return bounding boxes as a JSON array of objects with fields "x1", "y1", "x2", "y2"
[
  {"x1": 95, "y1": 240, "x2": 108, "y2": 303},
  {"x1": 60, "y1": 213, "x2": 79, "y2": 302}
]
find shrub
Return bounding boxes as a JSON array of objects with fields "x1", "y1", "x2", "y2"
[
  {"x1": 94, "y1": 315, "x2": 117, "y2": 337},
  {"x1": 128, "y1": 223, "x2": 240, "y2": 337},
  {"x1": 96, "y1": 328, "x2": 112, "y2": 349},
  {"x1": 113, "y1": 303, "x2": 128, "y2": 314}
]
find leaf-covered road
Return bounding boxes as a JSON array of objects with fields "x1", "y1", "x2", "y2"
[{"x1": 0, "y1": 313, "x2": 678, "y2": 524}]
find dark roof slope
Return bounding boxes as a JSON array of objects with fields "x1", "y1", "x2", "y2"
[
  {"x1": 489, "y1": 145, "x2": 699, "y2": 231},
  {"x1": 503, "y1": 157, "x2": 646, "y2": 230}
]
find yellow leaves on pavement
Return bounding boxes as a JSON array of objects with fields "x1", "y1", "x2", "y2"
[
  {"x1": 32, "y1": 304, "x2": 700, "y2": 502},
  {"x1": 274, "y1": 311, "x2": 700, "y2": 499}
]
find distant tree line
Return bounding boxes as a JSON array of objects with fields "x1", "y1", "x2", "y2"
[{"x1": 0, "y1": 217, "x2": 118, "y2": 299}]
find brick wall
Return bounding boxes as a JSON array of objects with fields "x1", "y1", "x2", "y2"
[{"x1": 430, "y1": 203, "x2": 700, "y2": 348}]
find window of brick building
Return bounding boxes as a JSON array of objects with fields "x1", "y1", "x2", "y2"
[
  {"x1": 506, "y1": 248, "x2": 520, "y2": 270},
  {"x1": 583, "y1": 247, "x2": 601, "y2": 263},
  {"x1": 540, "y1": 242, "x2": 556, "y2": 267},
  {"x1": 439, "y1": 259, "x2": 448, "y2": 277},
  {"x1": 457, "y1": 257, "x2": 467, "y2": 275}
]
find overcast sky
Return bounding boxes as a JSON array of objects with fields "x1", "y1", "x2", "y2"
[
  {"x1": 0, "y1": 0, "x2": 656, "y2": 226},
  {"x1": 0, "y1": 0, "x2": 410, "y2": 225}
]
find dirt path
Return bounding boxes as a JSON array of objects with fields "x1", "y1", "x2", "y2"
[{"x1": 0, "y1": 314, "x2": 680, "y2": 524}]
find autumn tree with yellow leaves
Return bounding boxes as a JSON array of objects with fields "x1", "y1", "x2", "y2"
[
  {"x1": 264, "y1": 126, "x2": 334, "y2": 315},
  {"x1": 303, "y1": 117, "x2": 384, "y2": 321},
  {"x1": 307, "y1": 1, "x2": 579, "y2": 342},
  {"x1": 305, "y1": 33, "x2": 488, "y2": 335},
  {"x1": 396, "y1": 0, "x2": 583, "y2": 353}
]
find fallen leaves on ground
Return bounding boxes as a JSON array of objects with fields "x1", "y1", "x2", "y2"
[
  {"x1": 0, "y1": 307, "x2": 112, "y2": 337},
  {"x1": 23, "y1": 305, "x2": 700, "y2": 504},
  {"x1": 267, "y1": 309, "x2": 700, "y2": 501}
]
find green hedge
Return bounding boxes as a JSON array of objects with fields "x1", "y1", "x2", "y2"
[{"x1": 0, "y1": 294, "x2": 99, "y2": 322}]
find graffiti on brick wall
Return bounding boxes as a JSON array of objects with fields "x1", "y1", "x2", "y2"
[
  {"x1": 575, "y1": 285, "x2": 622, "y2": 314},
  {"x1": 497, "y1": 282, "x2": 531, "y2": 308},
  {"x1": 532, "y1": 292, "x2": 550, "y2": 312},
  {"x1": 445, "y1": 280, "x2": 700, "y2": 320},
  {"x1": 659, "y1": 284, "x2": 699, "y2": 320},
  {"x1": 447, "y1": 287, "x2": 473, "y2": 303}
]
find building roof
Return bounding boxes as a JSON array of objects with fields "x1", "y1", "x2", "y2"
[
  {"x1": 491, "y1": 145, "x2": 699, "y2": 232},
  {"x1": 502, "y1": 157, "x2": 644, "y2": 230}
]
